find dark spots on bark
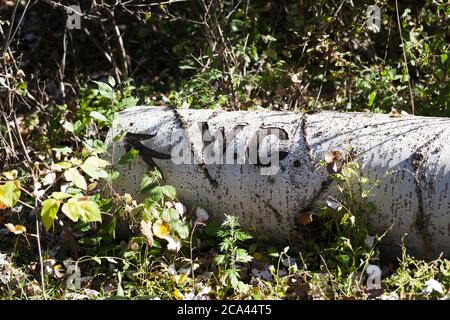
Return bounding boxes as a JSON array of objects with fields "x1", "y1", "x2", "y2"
[
  {"x1": 300, "y1": 115, "x2": 313, "y2": 164},
  {"x1": 207, "y1": 110, "x2": 220, "y2": 121},
  {"x1": 171, "y1": 107, "x2": 189, "y2": 129},
  {"x1": 313, "y1": 131, "x2": 323, "y2": 138},
  {"x1": 305, "y1": 176, "x2": 332, "y2": 210},
  {"x1": 411, "y1": 151, "x2": 433, "y2": 251},
  {"x1": 199, "y1": 164, "x2": 219, "y2": 189},
  {"x1": 411, "y1": 152, "x2": 424, "y2": 172},
  {"x1": 255, "y1": 193, "x2": 282, "y2": 221},
  {"x1": 293, "y1": 160, "x2": 301, "y2": 167},
  {"x1": 408, "y1": 129, "x2": 447, "y2": 250}
]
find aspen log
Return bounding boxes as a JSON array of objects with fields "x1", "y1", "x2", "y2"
[{"x1": 105, "y1": 106, "x2": 450, "y2": 259}]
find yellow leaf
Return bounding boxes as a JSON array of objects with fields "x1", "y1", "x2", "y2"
[
  {"x1": 174, "y1": 273, "x2": 188, "y2": 285},
  {"x1": 173, "y1": 288, "x2": 184, "y2": 300},
  {"x1": 61, "y1": 196, "x2": 101, "y2": 223},
  {"x1": 152, "y1": 219, "x2": 170, "y2": 238},
  {"x1": 5, "y1": 223, "x2": 26, "y2": 234},
  {"x1": 0, "y1": 181, "x2": 21, "y2": 208},
  {"x1": 87, "y1": 182, "x2": 98, "y2": 192}
]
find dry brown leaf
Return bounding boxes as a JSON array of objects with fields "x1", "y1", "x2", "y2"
[
  {"x1": 325, "y1": 150, "x2": 340, "y2": 164},
  {"x1": 3, "y1": 170, "x2": 18, "y2": 180},
  {"x1": 296, "y1": 212, "x2": 313, "y2": 226},
  {"x1": 140, "y1": 220, "x2": 154, "y2": 246},
  {"x1": 26, "y1": 282, "x2": 42, "y2": 297}
]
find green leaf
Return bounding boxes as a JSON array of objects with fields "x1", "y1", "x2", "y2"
[
  {"x1": 226, "y1": 269, "x2": 240, "y2": 290},
  {"x1": 262, "y1": 34, "x2": 277, "y2": 43},
  {"x1": 62, "y1": 121, "x2": 74, "y2": 133},
  {"x1": 235, "y1": 230, "x2": 252, "y2": 241},
  {"x1": 89, "y1": 111, "x2": 108, "y2": 123},
  {"x1": 368, "y1": 90, "x2": 377, "y2": 107},
  {"x1": 113, "y1": 130, "x2": 128, "y2": 143},
  {"x1": 51, "y1": 192, "x2": 72, "y2": 200},
  {"x1": 160, "y1": 185, "x2": 176, "y2": 200},
  {"x1": 61, "y1": 197, "x2": 102, "y2": 223},
  {"x1": 214, "y1": 254, "x2": 226, "y2": 265},
  {"x1": 83, "y1": 139, "x2": 107, "y2": 155},
  {"x1": 140, "y1": 172, "x2": 156, "y2": 192},
  {"x1": 14, "y1": 81, "x2": 27, "y2": 96},
  {"x1": 73, "y1": 120, "x2": 84, "y2": 135},
  {"x1": 81, "y1": 156, "x2": 109, "y2": 179},
  {"x1": 94, "y1": 81, "x2": 114, "y2": 100},
  {"x1": 235, "y1": 248, "x2": 253, "y2": 264},
  {"x1": 119, "y1": 97, "x2": 138, "y2": 109},
  {"x1": 66, "y1": 187, "x2": 83, "y2": 195},
  {"x1": 162, "y1": 208, "x2": 179, "y2": 223},
  {"x1": 52, "y1": 146, "x2": 73, "y2": 155},
  {"x1": 173, "y1": 221, "x2": 189, "y2": 239},
  {"x1": 108, "y1": 75, "x2": 116, "y2": 87},
  {"x1": 269, "y1": 252, "x2": 280, "y2": 258},
  {"x1": 441, "y1": 53, "x2": 448, "y2": 64},
  {"x1": 64, "y1": 168, "x2": 87, "y2": 190},
  {"x1": 179, "y1": 65, "x2": 197, "y2": 70},
  {"x1": 118, "y1": 149, "x2": 139, "y2": 165},
  {"x1": 337, "y1": 254, "x2": 350, "y2": 266},
  {"x1": 0, "y1": 181, "x2": 21, "y2": 208},
  {"x1": 92, "y1": 256, "x2": 102, "y2": 265},
  {"x1": 107, "y1": 169, "x2": 120, "y2": 181},
  {"x1": 53, "y1": 161, "x2": 72, "y2": 170},
  {"x1": 41, "y1": 199, "x2": 60, "y2": 231},
  {"x1": 236, "y1": 281, "x2": 249, "y2": 294},
  {"x1": 148, "y1": 186, "x2": 163, "y2": 203}
]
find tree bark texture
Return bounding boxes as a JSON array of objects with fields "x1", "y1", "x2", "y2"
[{"x1": 105, "y1": 106, "x2": 450, "y2": 259}]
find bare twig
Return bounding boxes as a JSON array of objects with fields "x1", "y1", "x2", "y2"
[
  {"x1": 395, "y1": 0, "x2": 415, "y2": 115},
  {"x1": 110, "y1": 11, "x2": 129, "y2": 79}
]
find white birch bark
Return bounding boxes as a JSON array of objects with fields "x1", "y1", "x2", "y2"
[{"x1": 105, "y1": 106, "x2": 450, "y2": 259}]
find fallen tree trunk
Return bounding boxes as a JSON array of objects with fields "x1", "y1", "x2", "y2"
[{"x1": 105, "y1": 106, "x2": 450, "y2": 259}]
